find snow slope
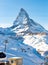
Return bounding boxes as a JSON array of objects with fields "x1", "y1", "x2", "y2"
[{"x1": 0, "y1": 35, "x2": 44, "y2": 65}]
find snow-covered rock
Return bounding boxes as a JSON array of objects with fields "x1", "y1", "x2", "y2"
[
  {"x1": 12, "y1": 8, "x2": 47, "y2": 34},
  {"x1": 0, "y1": 8, "x2": 48, "y2": 65}
]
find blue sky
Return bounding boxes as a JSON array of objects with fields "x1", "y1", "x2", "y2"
[{"x1": 0, "y1": 0, "x2": 48, "y2": 30}]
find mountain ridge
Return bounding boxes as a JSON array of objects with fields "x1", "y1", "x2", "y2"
[
  {"x1": 0, "y1": 8, "x2": 48, "y2": 35},
  {"x1": 0, "y1": 8, "x2": 48, "y2": 65}
]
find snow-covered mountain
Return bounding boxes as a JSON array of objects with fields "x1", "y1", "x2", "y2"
[
  {"x1": 0, "y1": 8, "x2": 48, "y2": 65},
  {"x1": 0, "y1": 8, "x2": 47, "y2": 35},
  {"x1": 11, "y1": 8, "x2": 47, "y2": 34},
  {"x1": 10, "y1": 8, "x2": 48, "y2": 55}
]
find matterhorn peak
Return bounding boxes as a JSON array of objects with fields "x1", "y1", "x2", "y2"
[
  {"x1": 19, "y1": 8, "x2": 29, "y2": 17},
  {"x1": 13, "y1": 8, "x2": 29, "y2": 25},
  {"x1": 20, "y1": 8, "x2": 26, "y2": 12},
  {"x1": 15, "y1": 8, "x2": 29, "y2": 20},
  {"x1": 13, "y1": 8, "x2": 47, "y2": 33}
]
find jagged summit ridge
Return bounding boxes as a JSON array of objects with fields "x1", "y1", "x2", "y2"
[
  {"x1": 20, "y1": 8, "x2": 26, "y2": 12},
  {"x1": 20, "y1": 8, "x2": 29, "y2": 17},
  {"x1": 0, "y1": 8, "x2": 47, "y2": 35},
  {"x1": 13, "y1": 8, "x2": 29, "y2": 26},
  {"x1": 13, "y1": 8, "x2": 46, "y2": 33}
]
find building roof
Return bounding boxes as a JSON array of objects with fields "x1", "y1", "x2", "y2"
[{"x1": 0, "y1": 52, "x2": 6, "y2": 58}]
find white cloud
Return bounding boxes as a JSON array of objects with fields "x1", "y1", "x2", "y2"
[{"x1": 0, "y1": 23, "x2": 12, "y2": 28}]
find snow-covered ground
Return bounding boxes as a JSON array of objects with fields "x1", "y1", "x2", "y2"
[{"x1": 0, "y1": 35, "x2": 44, "y2": 65}]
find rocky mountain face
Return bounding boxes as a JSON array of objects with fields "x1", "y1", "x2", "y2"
[
  {"x1": 10, "y1": 8, "x2": 48, "y2": 55},
  {"x1": 11, "y1": 8, "x2": 47, "y2": 35},
  {"x1": 0, "y1": 8, "x2": 47, "y2": 35}
]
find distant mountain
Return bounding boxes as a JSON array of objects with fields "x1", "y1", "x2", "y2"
[
  {"x1": 0, "y1": 27, "x2": 16, "y2": 35},
  {"x1": 11, "y1": 8, "x2": 47, "y2": 35},
  {"x1": 0, "y1": 8, "x2": 48, "y2": 35}
]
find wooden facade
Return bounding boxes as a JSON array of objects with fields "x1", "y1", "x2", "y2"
[{"x1": 8, "y1": 57, "x2": 23, "y2": 65}]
